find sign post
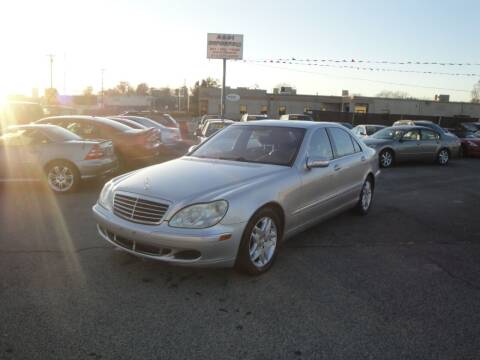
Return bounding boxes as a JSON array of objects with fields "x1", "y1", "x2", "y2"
[{"x1": 207, "y1": 33, "x2": 243, "y2": 119}]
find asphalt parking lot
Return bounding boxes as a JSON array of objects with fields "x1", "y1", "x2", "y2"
[{"x1": 1, "y1": 159, "x2": 480, "y2": 360}]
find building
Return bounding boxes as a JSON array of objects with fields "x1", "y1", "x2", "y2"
[{"x1": 198, "y1": 87, "x2": 480, "y2": 121}]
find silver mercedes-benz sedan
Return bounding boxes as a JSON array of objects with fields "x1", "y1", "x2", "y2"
[
  {"x1": 363, "y1": 125, "x2": 461, "y2": 168},
  {"x1": 0, "y1": 124, "x2": 118, "y2": 193},
  {"x1": 93, "y1": 120, "x2": 379, "y2": 275}
]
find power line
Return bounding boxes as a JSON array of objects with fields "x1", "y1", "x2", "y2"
[
  {"x1": 240, "y1": 59, "x2": 480, "y2": 77},
  {"x1": 244, "y1": 62, "x2": 472, "y2": 93},
  {"x1": 245, "y1": 58, "x2": 480, "y2": 67}
]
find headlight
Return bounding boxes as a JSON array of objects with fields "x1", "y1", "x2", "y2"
[
  {"x1": 98, "y1": 180, "x2": 114, "y2": 211},
  {"x1": 169, "y1": 200, "x2": 228, "y2": 229},
  {"x1": 467, "y1": 141, "x2": 478, "y2": 147}
]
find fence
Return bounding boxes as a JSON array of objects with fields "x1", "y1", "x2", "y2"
[{"x1": 307, "y1": 110, "x2": 479, "y2": 128}]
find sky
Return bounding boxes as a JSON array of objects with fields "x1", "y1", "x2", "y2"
[{"x1": 1, "y1": 0, "x2": 479, "y2": 101}]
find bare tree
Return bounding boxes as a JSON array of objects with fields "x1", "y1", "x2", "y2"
[
  {"x1": 471, "y1": 81, "x2": 480, "y2": 103},
  {"x1": 376, "y1": 90, "x2": 413, "y2": 99},
  {"x1": 136, "y1": 83, "x2": 149, "y2": 96}
]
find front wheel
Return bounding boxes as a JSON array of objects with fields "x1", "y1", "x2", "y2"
[
  {"x1": 45, "y1": 161, "x2": 80, "y2": 193},
  {"x1": 379, "y1": 149, "x2": 394, "y2": 168},
  {"x1": 235, "y1": 208, "x2": 282, "y2": 276},
  {"x1": 437, "y1": 148, "x2": 449, "y2": 165}
]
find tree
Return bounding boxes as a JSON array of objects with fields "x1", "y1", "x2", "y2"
[
  {"x1": 471, "y1": 81, "x2": 480, "y2": 103},
  {"x1": 376, "y1": 90, "x2": 413, "y2": 99},
  {"x1": 136, "y1": 83, "x2": 149, "y2": 96},
  {"x1": 83, "y1": 86, "x2": 94, "y2": 96},
  {"x1": 115, "y1": 81, "x2": 134, "y2": 95}
]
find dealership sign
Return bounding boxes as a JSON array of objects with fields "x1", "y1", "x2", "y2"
[
  {"x1": 226, "y1": 93, "x2": 240, "y2": 102},
  {"x1": 207, "y1": 33, "x2": 243, "y2": 60}
]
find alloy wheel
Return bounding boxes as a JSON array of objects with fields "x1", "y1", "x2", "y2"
[
  {"x1": 48, "y1": 166, "x2": 75, "y2": 192},
  {"x1": 249, "y1": 216, "x2": 278, "y2": 268},
  {"x1": 361, "y1": 180, "x2": 372, "y2": 211},
  {"x1": 380, "y1": 151, "x2": 393, "y2": 167},
  {"x1": 438, "y1": 149, "x2": 449, "y2": 165}
]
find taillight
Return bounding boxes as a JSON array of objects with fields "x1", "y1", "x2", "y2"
[{"x1": 85, "y1": 144, "x2": 105, "y2": 160}]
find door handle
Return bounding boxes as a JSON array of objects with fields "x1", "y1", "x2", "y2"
[
  {"x1": 361, "y1": 156, "x2": 366, "y2": 162},
  {"x1": 334, "y1": 164, "x2": 342, "y2": 171}
]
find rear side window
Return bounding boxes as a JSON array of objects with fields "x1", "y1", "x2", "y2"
[
  {"x1": 307, "y1": 128, "x2": 333, "y2": 160},
  {"x1": 421, "y1": 130, "x2": 440, "y2": 140},
  {"x1": 328, "y1": 127, "x2": 355, "y2": 158}
]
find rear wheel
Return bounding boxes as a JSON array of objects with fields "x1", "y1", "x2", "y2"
[
  {"x1": 437, "y1": 148, "x2": 450, "y2": 165},
  {"x1": 379, "y1": 149, "x2": 394, "y2": 168},
  {"x1": 356, "y1": 177, "x2": 374, "y2": 215},
  {"x1": 235, "y1": 207, "x2": 282, "y2": 276},
  {"x1": 45, "y1": 161, "x2": 80, "y2": 193}
]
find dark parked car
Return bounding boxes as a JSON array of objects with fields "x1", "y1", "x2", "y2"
[
  {"x1": 0, "y1": 124, "x2": 117, "y2": 193},
  {"x1": 363, "y1": 125, "x2": 461, "y2": 167},
  {"x1": 36, "y1": 116, "x2": 161, "y2": 168},
  {"x1": 449, "y1": 130, "x2": 480, "y2": 158},
  {"x1": 0, "y1": 101, "x2": 44, "y2": 132}
]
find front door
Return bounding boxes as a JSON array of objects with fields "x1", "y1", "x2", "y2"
[
  {"x1": 396, "y1": 129, "x2": 421, "y2": 161},
  {"x1": 298, "y1": 128, "x2": 338, "y2": 224}
]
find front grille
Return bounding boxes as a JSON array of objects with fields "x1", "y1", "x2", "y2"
[{"x1": 113, "y1": 193, "x2": 169, "y2": 225}]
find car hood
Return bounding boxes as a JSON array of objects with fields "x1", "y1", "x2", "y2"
[{"x1": 112, "y1": 156, "x2": 289, "y2": 205}]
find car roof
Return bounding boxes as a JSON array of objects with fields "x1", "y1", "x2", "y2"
[
  {"x1": 234, "y1": 120, "x2": 345, "y2": 129},
  {"x1": 206, "y1": 119, "x2": 234, "y2": 124},
  {"x1": 9, "y1": 124, "x2": 59, "y2": 130}
]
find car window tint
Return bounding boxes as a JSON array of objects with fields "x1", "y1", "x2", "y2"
[
  {"x1": 329, "y1": 127, "x2": 355, "y2": 157},
  {"x1": 307, "y1": 128, "x2": 333, "y2": 160},
  {"x1": 366, "y1": 126, "x2": 379, "y2": 135},
  {"x1": 402, "y1": 130, "x2": 420, "y2": 141},
  {"x1": 351, "y1": 136, "x2": 362, "y2": 152},
  {"x1": 421, "y1": 130, "x2": 440, "y2": 140}
]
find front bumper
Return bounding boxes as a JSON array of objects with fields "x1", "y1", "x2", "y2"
[{"x1": 92, "y1": 204, "x2": 246, "y2": 267}]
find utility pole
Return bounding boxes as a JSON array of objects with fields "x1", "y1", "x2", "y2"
[
  {"x1": 221, "y1": 58, "x2": 226, "y2": 120},
  {"x1": 100, "y1": 68, "x2": 105, "y2": 108},
  {"x1": 46, "y1": 54, "x2": 54, "y2": 89}
]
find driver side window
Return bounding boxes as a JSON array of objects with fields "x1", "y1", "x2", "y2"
[
  {"x1": 402, "y1": 130, "x2": 420, "y2": 141},
  {"x1": 307, "y1": 128, "x2": 333, "y2": 160}
]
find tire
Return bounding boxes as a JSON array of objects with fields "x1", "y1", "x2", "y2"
[
  {"x1": 235, "y1": 207, "x2": 282, "y2": 276},
  {"x1": 379, "y1": 149, "x2": 394, "y2": 168},
  {"x1": 356, "y1": 177, "x2": 374, "y2": 215},
  {"x1": 437, "y1": 148, "x2": 450, "y2": 166},
  {"x1": 460, "y1": 145, "x2": 466, "y2": 159},
  {"x1": 45, "y1": 161, "x2": 80, "y2": 193}
]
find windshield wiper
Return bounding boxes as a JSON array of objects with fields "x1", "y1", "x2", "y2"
[{"x1": 216, "y1": 156, "x2": 249, "y2": 162}]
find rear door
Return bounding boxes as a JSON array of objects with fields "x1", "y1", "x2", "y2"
[
  {"x1": 0, "y1": 129, "x2": 46, "y2": 180},
  {"x1": 327, "y1": 127, "x2": 366, "y2": 206},
  {"x1": 419, "y1": 129, "x2": 441, "y2": 160}
]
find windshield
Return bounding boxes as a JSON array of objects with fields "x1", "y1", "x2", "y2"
[
  {"x1": 372, "y1": 127, "x2": 404, "y2": 140},
  {"x1": 192, "y1": 125, "x2": 305, "y2": 166},
  {"x1": 466, "y1": 131, "x2": 480, "y2": 138},
  {"x1": 463, "y1": 123, "x2": 480, "y2": 132}
]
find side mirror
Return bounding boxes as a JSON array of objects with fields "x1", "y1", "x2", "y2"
[
  {"x1": 188, "y1": 145, "x2": 198, "y2": 153},
  {"x1": 195, "y1": 129, "x2": 202, "y2": 137},
  {"x1": 306, "y1": 156, "x2": 330, "y2": 169}
]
